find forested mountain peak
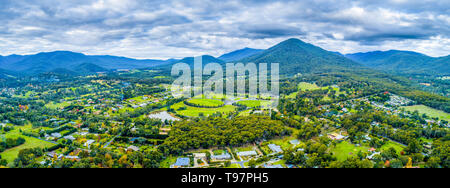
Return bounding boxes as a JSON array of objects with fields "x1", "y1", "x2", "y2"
[{"x1": 240, "y1": 38, "x2": 362, "y2": 75}]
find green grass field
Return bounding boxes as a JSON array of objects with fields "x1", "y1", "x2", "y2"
[
  {"x1": 201, "y1": 93, "x2": 227, "y2": 100},
  {"x1": 213, "y1": 149, "x2": 227, "y2": 155},
  {"x1": 186, "y1": 99, "x2": 224, "y2": 107},
  {"x1": 237, "y1": 100, "x2": 274, "y2": 108},
  {"x1": 286, "y1": 82, "x2": 342, "y2": 99},
  {"x1": 286, "y1": 92, "x2": 298, "y2": 99},
  {"x1": 380, "y1": 141, "x2": 405, "y2": 154},
  {"x1": 45, "y1": 101, "x2": 72, "y2": 109},
  {"x1": 419, "y1": 137, "x2": 433, "y2": 144},
  {"x1": 403, "y1": 105, "x2": 450, "y2": 121},
  {"x1": 238, "y1": 109, "x2": 253, "y2": 117},
  {"x1": 0, "y1": 124, "x2": 57, "y2": 163},
  {"x1": 271, "y1": 160, "x2": 286, "y2": 167},
  {"x1": 331, "y1": 141, "x2": 369, "y2": 161},
  {"x1": 171, "y1": 102, "x2": 236, "y2": 117},
  {"x1": 286, "y1": 82, "x2": 320, "y2": 98},
  {"x1": 237, "y1": 100, "x2": 261, "y2": 108},
  {"x1": 154, "y1": 76, "x2": 169, "y2": 79},
  {"x1": 298, "y1": 82, "x2": 321, "y2": 91},
  {"x1": 234, "y1": 145, "x2": 255, "y2": 152},
  {"x1": 126, "y1": 95, "x2": 154, "y2": 104},
  {"x1": 1, "y1": 135, "x2": 56, "y2": 162}
]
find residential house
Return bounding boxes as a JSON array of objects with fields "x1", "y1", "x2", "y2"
[
  {"x1": 127, "y1": 145, "x2": 140, "y2": 152},
  {"x1": 268, "y1": 144, "x2": 283, "y2": 154},
  {"x1": 212, "y1": 153, "x2": 232, "y2": 160}
]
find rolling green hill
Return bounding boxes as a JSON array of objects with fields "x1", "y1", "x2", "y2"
[
  {"x1": 240, "y1": 38, "x2": 362, "y2": 75},
  {"x1": 346, "y1": 50, "x2": 449, "y2": 75}
]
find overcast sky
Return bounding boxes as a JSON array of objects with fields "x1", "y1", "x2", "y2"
[{"x1": 0, "y1": 0, "x2": 449, "y2": 59}]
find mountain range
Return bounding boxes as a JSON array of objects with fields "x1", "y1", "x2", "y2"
[
  {"x1": 159, "y1": 39, "x2": 361, "y2": 75},
  {"x1": 218, "y1": 48, "x2": 263, "y2": 62},
  {"x1": 346, "y1": 50, "x2": 450, "y2": 75},
  {"x1": 0, "y1": 51, "x2": 168, "y2": 75},
  {"x1": 0, "y1": 39, "x2": 448, "y2": 76},
  {"x1": 239, "y1": 38, "x2": 362, "y2": 75}
]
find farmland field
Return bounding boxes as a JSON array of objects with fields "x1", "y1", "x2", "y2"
[{"x1": 403, "y1": 105, "x2": 450, "y2": 121}]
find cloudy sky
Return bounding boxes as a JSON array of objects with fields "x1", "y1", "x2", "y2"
[{"x1": 0, "y1": 0, "x2": 449, "y2": 59}]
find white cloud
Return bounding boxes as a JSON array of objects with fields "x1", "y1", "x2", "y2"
[{"x1": 0, "y1": 0, "x2": 448, "y2": 58}]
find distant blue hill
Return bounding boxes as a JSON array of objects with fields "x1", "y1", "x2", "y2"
[
  {"x1": 178, "y1": 55, "x2": 225, "y2": 65},
  {"x1": 346, "y1": 50, "x2": 449, "y2": 75},
  {"x1": 0, "y1": 51, "x2": 170, "y2": 75},
  {"x1": 218, "y1": 48, "x2": 264, "y2": 62},
  {"x1": 0, "y1": 68, "x2": 18, "y2": 80}
]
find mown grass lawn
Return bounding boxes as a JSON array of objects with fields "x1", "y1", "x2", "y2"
[
  {"x1": 154, "y1": 76, "x2": 169, "y2": 79},
  {"x1": 187, "y1": 99, "x2": 224, "y2": 107},
  {"x1": 271, "y1": 160, "x2": 287, "y2": 167},
  {"x1": 171, "y1": 102, "x2": 235, "y2": 117},
  {"x1": 286, "y1": 82, "x2": 342, "y2": 99},
  {"x1": 213, "y1": 149, "x2": 227, "y2": 155},
  {"x1": 1, "y1": 135, "x2": 56, "y2": 163},
  {"x1": 237, "y1": 100, "x2": 261, "y2": 108},
  {"x1": 237, "y1": 100, "x2": 274, "y2": 108},
  {"x1": 298, "y1": 82, "x2": 321, "y2": 91},
  {"x1": 238, "y1": 109, "x2": 252, "y2": 117},
  {"x1": 380, "y1": 141, "x2": 405, "y2": 154},
  {"x1": 1, "y1": 124, "x2": 57, "y2": 163},
  {"x1": 234, "y1": 145, "x2": 255, "y2": 152},
  {"x1": 403, "y1": 105, "x2": 450, "y2": 121},
  {"x1": 45, "y1": 101, "x2": 72, "y2": 109},
  {"x1": 331, "y1": 141, "x2": 369, "y2": 161},
  {"x1": 286, "y1": 92, "x2": 298, "y2": 99}
]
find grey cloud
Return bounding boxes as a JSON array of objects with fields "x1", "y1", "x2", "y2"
[
  {"x1": 0, "y1": 0, "x2": 448, "y2": 58},
  {"x1": 239, "y1": 24, "x2": 305, "y2": 39}
]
